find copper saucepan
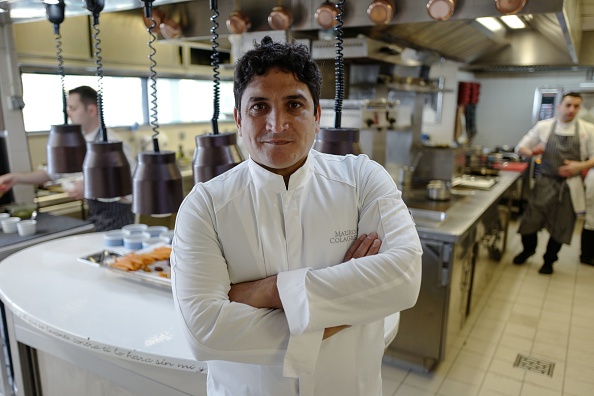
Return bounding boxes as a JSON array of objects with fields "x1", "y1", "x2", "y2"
[
  {"x1": 426, "y1": 0, "x2": 456, "y2": 21},
  {"x1": 315, "y1": 1, "x2": 338, "y2": 29},
  {"x1": 367, "y1": 0, "x2": 395, "y2": 25},
  {"x1": 495, "y1": 0, "x2": 527, "y2": 15},
  {"x1": 268, "y1": 6, "x2": 293, "y2": 30},
  {"x1": 226, "y1": 10, "x2": 251, "y2": 34}
]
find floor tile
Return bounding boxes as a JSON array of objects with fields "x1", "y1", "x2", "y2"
[{"x1": 381, "y1": 220, "x2": 594, "y2": 396}]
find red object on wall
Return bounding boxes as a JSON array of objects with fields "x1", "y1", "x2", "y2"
[{"x1": 457, "y1": 81, "x2": 481, "y2": 105}]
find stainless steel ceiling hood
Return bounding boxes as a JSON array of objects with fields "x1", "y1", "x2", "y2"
[{"x1": 0, "y1": 0, "x2": 583, "y2": 70}]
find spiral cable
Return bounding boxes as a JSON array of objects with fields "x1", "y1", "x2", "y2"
[
  {"x1": 55, "y1": 30, "x2": 68, "y2": 124},
  {"x1": 210, "y1": 3, "x2": 220, "y2": 135},
  {"x1": 334, "y1": 0, "x2": 345, "y2": 129},
  {"x1": 92, "y1": 21, "x2": 108, "y2": 142},
  {"x1": 146, "y1": 13, "x2": 160, "y2": 151}
]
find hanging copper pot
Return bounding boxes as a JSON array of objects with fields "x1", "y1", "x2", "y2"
[
  {"x1": 495, "y1": 0, "x2": 527, "y2": 15},
  {"x1": 268, "y1": 6, "x2": 293, "y2": 30},
  {"x1": 367, "y1": 0, "x2": 395, "y2": 25},
  {"x1": 159, "y1": 18, "x2": 182, "y2": 39},
  {"x1": 426, "y1": 0, "x2": 456, "y2": 21},
  {"x1": 143, "y1": 7, "x2": 164, "y2": 34},
  {"x1": 226, "y1": 10, "x2": 251, "y2": 34},
  {"x1": 315, "y1": 1, "x2": 338, "y2": 30}
]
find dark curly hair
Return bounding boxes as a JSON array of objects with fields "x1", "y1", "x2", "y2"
[{"x1": 233, "y1": 36, "x2": 322, "y2": 116}]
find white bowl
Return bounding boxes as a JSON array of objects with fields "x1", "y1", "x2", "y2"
[
  {"x1": 1, "y1": 217, "x2": 21, "y2": 233},
  {"x1": 16, "y1": 220, "x2": 37, "y2": 236},
  {"x1": 146, "y1": 226, "x2": 169, "y2": 237},
  {"x1": 123, "y1": 232, "x2": 150, "y2": 250},
  {"x1": 121, "y1": 224, "x2": 148, "y2": 236},
  {"x1": 104, "y1": 230, "x2": 125, "y2": 246},
  {"x1": 0, "y1": 213, "x2": 10, "y2": 220}
]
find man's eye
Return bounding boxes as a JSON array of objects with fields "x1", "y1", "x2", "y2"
[
  {"x1": 251, "y1": 103, "x2": 266, "y2": 111},
  {"x1": 288, "y1": 102, "x2": 302, "y2": 109}
]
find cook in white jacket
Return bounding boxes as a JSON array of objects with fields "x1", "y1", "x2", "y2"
[{"x1": 171, "y1": 36, "x2": 423, "y2": 396}]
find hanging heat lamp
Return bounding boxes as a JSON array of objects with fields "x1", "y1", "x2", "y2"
[
  {"x1": 192, "y1": 0, "x2": 244, "y2": 184},
  {"x1": 45, "y1": 0, "x2": 87, "y2": 175},
  {"x1": 313, "y1": 0, "x2": 363, "y2": 156},
  {"x1": 132, "y1": 0, "x2": 183, "y2": 215},
  {"x1": 82, "y1": 0, "x2": 132, "y2": 199}
]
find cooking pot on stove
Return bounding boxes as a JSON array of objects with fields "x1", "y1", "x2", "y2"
[{"x1": 427, "y1": 180, "x2": 450, "y2": 201}]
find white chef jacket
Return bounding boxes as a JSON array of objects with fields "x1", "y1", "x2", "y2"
[
  {"x1": 585, "y1": 169, "x2": 594, "y2": 229},
  {"x1": 515, "y1": 117, "x2": 594, "y2": 213},
  {"x1": 171, "y1": 150, "x2": 422, "y2": 396}
]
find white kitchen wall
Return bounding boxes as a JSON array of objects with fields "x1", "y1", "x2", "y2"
[{"x1": 473, "y1": 71, "x2": 591, "y2": 151}]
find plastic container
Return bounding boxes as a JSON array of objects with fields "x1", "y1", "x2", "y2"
[
  {"x1": 1, "y1": 217, "x2": 21, "y2": 233},
  {"x1": 147, "y1": 226, "x2": 168, "y2": 237},
  {"x1": 159, "y1": 230, "x2": 174, "y2": 244},
  {"x1": 124, "y1": 232, "x2": 150, "y2": 250},
  {"x1": 104, "y1": 230, "x2": 125, "y2": 246},
  {"x1": 121, "y1": 224, "x2": 148, "y2": 236},
  {"x1": 16, "y1": 220, "x2": 37, "y2": 236}
]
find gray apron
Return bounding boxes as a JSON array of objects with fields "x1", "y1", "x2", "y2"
[
  {"x1": 85, "y1": 130, "x2": 134, "y2": 232},
  {"x1": 518, "y1": 121, "x2": 580, "y2": 244}
]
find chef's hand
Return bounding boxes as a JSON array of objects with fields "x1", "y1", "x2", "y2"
[
  {"x1": 63, "y1": 179, "x2": 85, "y2": 200},
  {"x1": 558, "y1": 159, "x2": 583, "y2": 178},
  {"x1": 530, "y1": 143, "x2": 545, "y2": 156}
]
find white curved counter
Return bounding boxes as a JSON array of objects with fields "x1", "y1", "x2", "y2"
[{"x1": 0, "y1": 233, "x2": 399, "y2": 396}]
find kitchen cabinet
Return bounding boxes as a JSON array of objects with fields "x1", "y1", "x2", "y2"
[{"x1": 384, "y1": 171, "x2": 523, "y2": 372}]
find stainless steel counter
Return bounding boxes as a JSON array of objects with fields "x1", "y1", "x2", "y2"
[{"x1": 407, "y1": 171, "x2": 523, "y2": 244}]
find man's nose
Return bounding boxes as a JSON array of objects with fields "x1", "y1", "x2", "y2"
[{"x1": 267, "y1": 110, "x2": 288, "y2": 133}]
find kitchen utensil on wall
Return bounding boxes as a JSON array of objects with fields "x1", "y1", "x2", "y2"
[
  {"x1": 495, "y1": 0, "x2": 527, "y2": 15},
  {"x1": 226, "y1": 0, "x2": 251, "y2": 34},
  {"x1": 268, "y1": 0, "x2": 293, "y2": 30},
  {"x1": 315, "y1": 1, "x2": 339, "y2": 29},
  {"x1": 142, "y1": 6, "x2": 163, "y2": 35},
  {"x1": 367, "y1": 0, "x2": 395, "y2": 25},
  {"x1": 426, "y1": 0, "x2": 455, "y2": 21}
]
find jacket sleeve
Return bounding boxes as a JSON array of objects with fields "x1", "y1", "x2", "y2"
[
  {"x1": 171, "y1": 187, "x2": 290, "y2": 367},
  {"x1": 277, "y1": 159, "x2": 423, "y2": 336},
  {"x1": 515, "y1": 121, "x2": 545, "y2": 154}
]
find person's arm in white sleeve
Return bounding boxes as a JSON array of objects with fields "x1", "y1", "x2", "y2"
[
  {"x1": 515, "y1": 122, "x2": 545, "y2": 157},
  {"x1": 277, "y1": 160, "x2": 422, "y2": 336},
  {"x1": 0, "y1": 170, "x2": 51, "y2": 192},
  {"x1": 171, "y1": 188, "x2": 293, "y2": 366}
]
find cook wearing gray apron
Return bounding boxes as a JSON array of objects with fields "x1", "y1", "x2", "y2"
[
  {"x1": 86, "y1": 130, "x2": 135, "y2": 232},
  {"x1": 514, "y1": 121, "x2": 581, "y2": 274}
]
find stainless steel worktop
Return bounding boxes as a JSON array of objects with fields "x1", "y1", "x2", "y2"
[{"x1": 406, "y1": 171, "x2": 523, "y2": 244}]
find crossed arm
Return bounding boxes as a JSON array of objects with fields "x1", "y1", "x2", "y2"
[{"x1": 228, "y1": 232, "x2": 381, "y2": 339}]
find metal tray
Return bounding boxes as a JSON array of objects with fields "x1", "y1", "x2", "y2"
[{"x1": 78, "y1": 245, "x2": 172, "y2": 288}]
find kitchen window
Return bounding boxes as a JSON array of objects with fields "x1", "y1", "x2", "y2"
[
  {"x1": 21, "y1": 73, "x2": 235, "y2": 133},
  {"x1": 21, "y1": 73, "x2": 145, "y2": 132}
]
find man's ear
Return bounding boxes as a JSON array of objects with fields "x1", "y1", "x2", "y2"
[
  {"x1": 234, "y1": 107, "x2": 242, "y2": 137},
  {"x1": 87, "y1": 103, "x2": 98, "y2": 117},
  {"x1": 314, "y1": 103, "x2": 321, "y2": 134}
]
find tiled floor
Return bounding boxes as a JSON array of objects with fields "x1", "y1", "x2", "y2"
[{"x1": 381, "y1": 218, "x2": 594, "y2": 396}]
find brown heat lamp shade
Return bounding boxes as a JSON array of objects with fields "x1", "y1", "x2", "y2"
[
  {"x1": 132, "y1": 151, "x2": 183, "y2": 215},
  {"x1": 83, "y1": 141, "x2": 132, "y2": 199},
  {"x1": 192, "y1": 132, "x2": 244, "y2": 183},
  {"x1": 313, "y1": 128, "x2": 363, "y2": 156},
  {"x1": 46, "y1": 124, "x2": 87, "y2": 174}
]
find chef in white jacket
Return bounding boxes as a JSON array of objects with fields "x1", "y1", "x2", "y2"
[
  {"x1": 171, "y1": 36, "x2": 422, "y2": 396},
  {"x1": 514, "y1": 92, "x2": 594, "y2": 274}
]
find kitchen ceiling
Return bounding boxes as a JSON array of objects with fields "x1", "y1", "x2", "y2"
[{"x1": 0, "y1": 0, "x2": 593, "y2": 70}]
